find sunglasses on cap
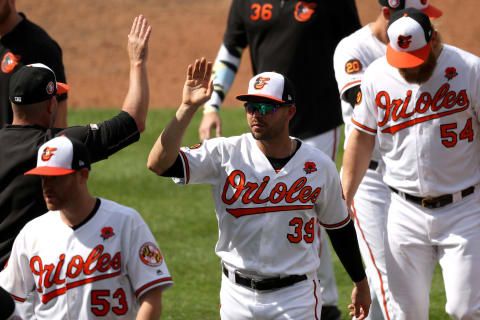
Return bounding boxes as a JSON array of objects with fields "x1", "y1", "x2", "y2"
[{"x1": 244, "y1": 102, "x2": 289, "y2": 115}]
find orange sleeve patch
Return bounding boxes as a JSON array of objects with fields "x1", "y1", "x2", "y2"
[{"x1": 345, "y1": 59, "x2": 362, "y2": 74}]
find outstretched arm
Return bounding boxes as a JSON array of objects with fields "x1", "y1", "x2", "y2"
[
  {"x1": 121, "y1": 15, "x2": 152, "y2": 133},
  {"x1": 147, "y1": 58, "x2": 213, "y2": 175},
  {"x1": 341, "y1": 128, "x2": 375, "y2": 212}
]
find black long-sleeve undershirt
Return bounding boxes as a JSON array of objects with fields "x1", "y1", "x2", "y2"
[{"x1": 326, "y1": 220, "x2": 366, "y2": 282}]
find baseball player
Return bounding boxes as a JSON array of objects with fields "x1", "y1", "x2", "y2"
[
  {"x1": 342, "y1": 8, "x2": 480, "y2": 319},
  {"x1": 0, "y1": 15, "x2": 151, "y2": 270},
  {"x1": 0, "y1": 0, "x2": 68, "y2": 128},
  {"x1": 148, "y1": 58, "x2": 370, "y2": 319},
  {"x1": 333, "y1": 1, "x2": 442, "y2": 319},
  {"x1": 0, "y1": 136, "x2": 173, "y2": 319},
  {"x1": 198, "y1": 3, "x2": 362, "y2": 316}
]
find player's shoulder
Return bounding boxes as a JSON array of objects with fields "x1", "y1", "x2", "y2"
[
  {"x1": 297, "y1": 140, "x2": 337, "y2": 171},
  {"x1": 335, "y1": 25, "x2": 374, "y2": 57},
  {"x1": 97, "y1": 198, "x2": 143, "y2": 224},
  {"x1": 442, "y1": 44, "x2": 480, "y2": 66},
  {"x1": 20, "y1": 210, "x2": 59, "y2": 238}
]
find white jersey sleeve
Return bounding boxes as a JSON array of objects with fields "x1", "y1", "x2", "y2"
[
  {"x1": 0, "y1": 226, "x2": 35, "y2": 302},
  {"x1": 351, "y1": 60, "x2": 382, "y2": 135},
  {"x1": 123, "y1": 208, "x2": 173, "y2": 298},
  {"x1": 173, "y1": 138, "x2": 226, "y2": 185},
  {"x1": 314, "y1": 159, "x2": 350, "y2": 230}
]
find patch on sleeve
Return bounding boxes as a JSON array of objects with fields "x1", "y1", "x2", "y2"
[
  {"x1": 89, "y1": 123, "x2": 99, "y2": 130},
  {"x1": 189, "y1": 143, "x2": 202, "y2": 149},
  {"x1": 355, "y1": 90, "x2": 362, "y2": 105},
  {"x1": 139, "y1": 242, "x2": 163, "y2": 267},
  {"x1": 345, "y1": 59, "x2": 362, "y2": 74}
]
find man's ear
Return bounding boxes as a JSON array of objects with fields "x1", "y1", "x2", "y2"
[
  {"x1": 78, "y1": 168, "x2": 90, "y2": 184},
  {"x1": 287, "y1": 105, "x2": 296, "y2": 120},
  {"x1": 382, "y1": 7, "x2": 392, "y2": 21}
]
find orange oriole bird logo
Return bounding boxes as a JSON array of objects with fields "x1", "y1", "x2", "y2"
[
  {"x1": 397, "y1": 35, "x2": 412, "y2": 49},
  {"x1": 41, "y1": 147, "x2": 57, "y2": 161},
  {"x1": 254, "y1": 77, "x2": 270, "y2": 89},
  {"x1": 1, "y1": 52, "x2": 20, "y2": 73},
  {"x1": 294, "y1": 1, "x2": 317, "y2": 22}
]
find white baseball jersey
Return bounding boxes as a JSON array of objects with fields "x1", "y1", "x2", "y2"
[
  {"x1": 333, "y1": 24, "x2": 385, "y2": 160},
  {"x1": 353, "y1": 44, "x2": 480, "y2": 197},
  {"x1": 0, "y1": 198, "x2": 173, "y2": 320},
  {"x1": 173, "y1": 133, "x2": 349, "y2": 276}
]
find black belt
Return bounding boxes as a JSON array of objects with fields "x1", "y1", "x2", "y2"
[
  {"x1": 389, "y1": 186, "x2": 475, "y2": 209},
  {"x1": 222, "y1": 265, "x2": 307, "y2": 291},
  {"x1": 368, "y1": 160, "x2": 378, "y2": 170}
]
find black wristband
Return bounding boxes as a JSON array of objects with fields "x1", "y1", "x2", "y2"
[{"x1": 326, "y1": 220, "x2": 366, "y2": 282}]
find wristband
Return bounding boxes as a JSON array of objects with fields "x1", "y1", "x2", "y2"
[{"x1": 203, "y1": 105, "x2": 219, "y2": 114}]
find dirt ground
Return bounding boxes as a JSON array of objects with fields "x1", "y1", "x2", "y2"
[{"x1": 19, "y1": 0, "x2": 480, "y2": 109}]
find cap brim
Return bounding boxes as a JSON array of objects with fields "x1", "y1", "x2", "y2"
[
  {"x1": 236, "y1": 94, "x2": 286, "y2": 103},
  {"x1": 24, "y1": 166, "x2": 74, "y2": 176},
  {"x1": 57, "y1": 82, "x2": 69, "y2": 95},
  {"x1": 386, "y1": 42, "x2": 431, "y2": 69},
  {"x1": 422, "y1": 5, "x2": 442, "y2": 19}
]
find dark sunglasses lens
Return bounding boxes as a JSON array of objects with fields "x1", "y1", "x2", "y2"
[{"x1": 244, "y1": 102, "x2": 276, "y2": 115}]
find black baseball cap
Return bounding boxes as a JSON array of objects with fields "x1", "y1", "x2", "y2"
[
  {"x1": 378, "y1": 0, "x2": 442, "y2": 18},
  {"x1": 236, "y1": 72, "x2": 295, "y2": 105},
  {"x1": 9, "y1": 63, "x2": 69, "y2": 105},
  {"x1": 25, "y1": 136, "x2": 91, "y2": 176}
]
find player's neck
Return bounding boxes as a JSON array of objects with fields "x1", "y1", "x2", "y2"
[
  {"x1": 0, "y1": 12, "x2": 22, "y2": 36},
  {"x1": 257, "y1": 136, "x2": 296, "y2": 159},
  {"x1": 60, "y1": 194, "x2": 97, "y2": 228},
  {"x1": 370, "y1": 17, "x2": 388, "y2": 45}
]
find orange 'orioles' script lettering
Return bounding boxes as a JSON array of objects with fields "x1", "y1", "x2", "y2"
[
  {"x1": 30, "y1": 245, "x2": 122, "y2": 304},
  {"x1": 376, "y1": 83, "x2": 470, "y2": 134},
  {"x1": 221, "y1": 170, "x2": 321, "y2": 218}
]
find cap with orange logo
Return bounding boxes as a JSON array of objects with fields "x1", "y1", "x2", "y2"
[
  {"x1": 24, "y1": 136, "x2": 91, "y2": 176},
  {"x1": 386, "y1": 8, "x2": 433, "y2": 69},
  {"x1": 378, "y1": 0, "x2": 442, "y2": 18},
  {"x1": 9, "y1": 63, "x2": 69, "y2": 105},
  {"x1": 236, "y1": 72, "x2": 295, "y2": 105}
]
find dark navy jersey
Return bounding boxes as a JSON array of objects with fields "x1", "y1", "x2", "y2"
[
  {"x1": 0, "y1": 13, "x2": 67, "y2": 127},
  {"x1": 0, "y1": 111, "x2": 139, "y2": 268},
  {"x1": 224, "y1": 0, "x2": 360, "y2": 138}
]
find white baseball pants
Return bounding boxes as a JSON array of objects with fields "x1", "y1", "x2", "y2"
[
  {"x1": 219, "y1": 272, "x2": 321, "y2": 320},
  {"x1": 386, "y1": 189, "x2": 480, "y2": 319}
]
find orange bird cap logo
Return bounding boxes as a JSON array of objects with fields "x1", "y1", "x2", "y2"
[
  {"x1": 41, "y1": 147, "x2": 57, "y2": 161},
  {"x1": 254, "y1": 77, "x2": 270, "y2": 89}
]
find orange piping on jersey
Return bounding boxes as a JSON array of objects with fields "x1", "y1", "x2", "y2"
[
  {"x1": 313, "y1": 279, "x2": 319, "y2": 320},
  {"x1": 351, "y1": 203, "x2": 391, "y2": 320},
  {"x1": 351, "y1": 118, "x2": 377, "y2": 134},
  {"x1": 41, "y1": 270, "x2": 122, "y2": 304},
  {"x1": 226, "y1": 205, "x2": 314, "y2": 218},
  {"x1": 381, "y1": 104, "x2": 469, "y2": 134},
  {"x1": 11, "y1": 293, "x2": 26, "y2": 302},
  {"x1": 135, "y1": 277, "x2": 173, "y2": 297},
  {"x1": 319, "y1": 215, "x2": 350, "y2": 229},
  {"x1": 179, "y1": 150, "x2": 190, "y2": 184},
  {"x1": 340, "y1": 80, "x2": 361, "y2": 95}
]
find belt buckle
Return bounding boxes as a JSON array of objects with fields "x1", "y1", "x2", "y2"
[
  {"x1": 421, "y1": 197, "x2": 435, "y2": 208},
  {"x1": 250, "y1": 279, "x2": 257, "y2": 290}
]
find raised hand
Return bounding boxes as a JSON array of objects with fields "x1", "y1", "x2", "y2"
[
  {"x1": 182, "y1": 58, "x2": 213, "y2": 109},
  {"x1": 127, "y1": 15, "x2": 152, "y2": 65}
]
